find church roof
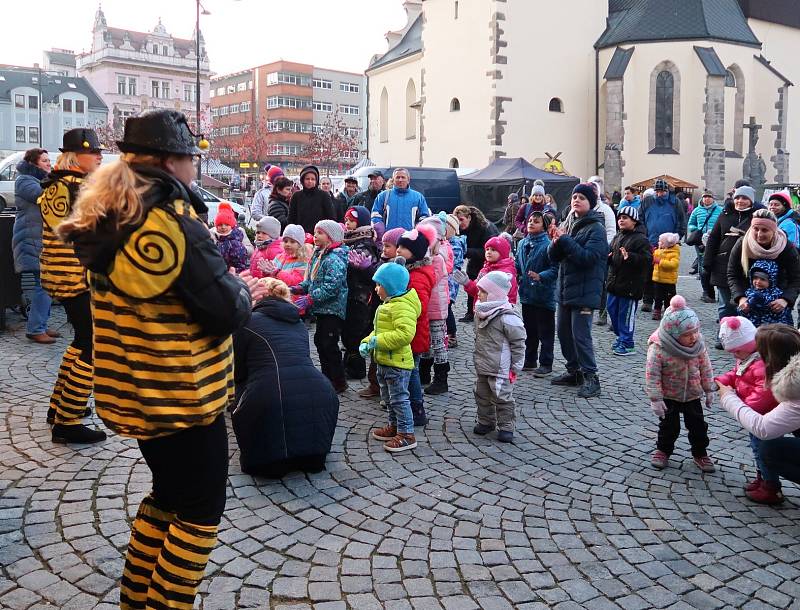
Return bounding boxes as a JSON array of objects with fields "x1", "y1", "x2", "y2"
[
  {"x1": 369, "y1": 14, "x2": 422, "y2": 71},
  {"x1": 596, "y1": 0, "x2": 761, "y2": 50}
]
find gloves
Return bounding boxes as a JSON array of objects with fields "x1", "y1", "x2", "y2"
[
  {"x1": 508, "y1": 370, "x2": 517, "y2": 384},
  {"x1": 359, "y1": 336, "x2": 377, "y2": 359},
  {"x1": 257, "y1": 258, "x2": 276, "y2": 275},
  {"x1": 294, "y1": 295, "x2": 312, "y2": 312},
  {"x1": 452, "y1": 269, "x2": 469, "y2": 286},
  {"x1": 705, "y1": 392, "x2": 714, "y2": 409},
  {"x1": 348, "y1": 250, "x2": 373, "y2": 270},
  {"x1": 650, "y1": 400, "x2": 667, "y2": 419}
]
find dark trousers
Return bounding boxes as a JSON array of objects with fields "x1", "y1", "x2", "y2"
[
  {"x1": 341, "y1": 299, "x2": 372, "y2": 378},
  {"x1": 466, "y1": 294, "x2": 475, "y2": 318},
  {"x1": 653, "y1": 282, "x2": 676, "y2": 312},
  {"x1": 446, "y1": 302, "x2": 456, "y2": 336},
  {"x1": 642, "y1": 276, "x2": 654, "y2": 306},
  {"x1": 597, "y1": 262, "x2": 609, "y2": 315},
  {"x1": 61, "y1": 291, "x2": 93, "y2": 363},
  {"x1": 696, "y1": 247, "x2": 715, "y2": 299},
  {"x1": 761, "y1": 437, "x2": 800, "y2": 485},
  {"x1": 657, "y1": 399, "x2": 709, "y2": 458},
  {"x1": 315, "y1": 314, "x2": 345, "y2": 383},
  {"x1": 557, "y1": 305, "x2": 597, "y2": 374},
  {"x1": 138, "y1": 414, "x2": 228, "y2": 525},
  {"x1": 521, "y1": 304, "x2": 555, "y2": 367}
]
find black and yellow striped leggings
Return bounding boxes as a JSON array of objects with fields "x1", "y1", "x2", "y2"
[{"x1": 121, "y1": 414, "x2": 228, "y2": 610}]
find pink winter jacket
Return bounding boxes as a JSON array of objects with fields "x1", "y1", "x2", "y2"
[
  {"x1": 427, "y1": 253, "x2": 450, "y2": 320},
  {"x1": 715, "y1": 354, "x2": 778, "y2": 415},
  {"x1": 439, "y1": 239, "x2": 454, "y2": 274},
  {"x1": 645, "y1": 331, "x2": 715, "y2": 402},
  {"x1": 249, "y1": 240, "x2": 284, "y2": 279},
  {"x1": 464, "y1": 256, "x2": 519, "y2": 304}
]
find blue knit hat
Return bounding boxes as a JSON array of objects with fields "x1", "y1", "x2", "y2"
[
  {"x1": 572, "y1": 183, "x2": 598, "y2": 208},
  {"x1": 345, "y1": 205, "x2": 371, "y2": 227},
  {"x1": 373, "y1": 259, "x2": 410, "y2": 298}
]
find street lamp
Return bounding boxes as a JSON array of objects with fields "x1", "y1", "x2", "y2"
[{"x1": 196, "y1": 0, "x2": 210, "y2": 182}]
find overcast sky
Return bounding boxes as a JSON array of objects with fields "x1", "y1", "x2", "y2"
[{"x1": 0, "y1": 0, "x2": 409, "y2": 75}]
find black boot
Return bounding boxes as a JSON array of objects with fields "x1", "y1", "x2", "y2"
[
  {"x1": 425, "y1": 363, "x2": 449, "y2": 395},
  {"x1": 52, "y1": 423, "x2": 107, "y2": 444},
  {"x1": 419, "y1": 358, "x2": 434, "y2": 386},
  {"x1": 550, "y1": 370, "x2": 584, "y2": 386},
  {"x1": 577, "y1": 373, "x2": 601, "y2": 398},
  {"x1": 411, "y1": 401, "x2": 427, "y2": 426}
]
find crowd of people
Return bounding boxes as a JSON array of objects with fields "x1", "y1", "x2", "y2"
[{"x1": 8, "y1": 108, "x2": 800, "y2": 607}]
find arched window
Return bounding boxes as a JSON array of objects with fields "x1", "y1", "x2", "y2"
[
  {"x1": 379, "y1": 87, "x2": 388, "y2": 143},
  {"x1": 655, "y1": 71, "x2": 674, "y2": 150},
  {"x1": 725, "y1": 70, "x2": 736, "y2": 88},
  {"x1": 548, "y1": 97, "x2": 563, "y2": 113},
  {"x1": 450, "y1": 98, "x2": 460, "y2": 112},
  {"x1": 449, "y1": 158, "x2": 459, "y2": 168},
  {"x1": 725, "y1": 64, "x2": 745, "y2": 156},
  {"x1": 405, "y1": 79, "x2": 417, "y2": 140}
]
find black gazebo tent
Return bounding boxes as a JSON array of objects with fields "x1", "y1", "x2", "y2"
[{"x1": 459, "y1": 157, "x2": 579, "y2": 225}]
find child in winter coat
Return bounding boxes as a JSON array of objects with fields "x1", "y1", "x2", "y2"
[
  {"x1": 716, "y1": 316, "x2": 780, "y2": 499},
  {"x1": 645, "y1": 295, "x2": 716, "y2": 472},
  {"x1": 651, "y1": 232, "x2": 680, "y2": 320},
  {"x1": 445, "y1": 214, "x2": 466, "y2": 347},
  {"x1": 250, "y1": 216, "x2": 284, "y2": 278},
  {"x1": 515, "y1": 211, "x2": 558, "y2": 376},
  {"x1": 396, "y1": 225, "x2": 437, "y2": 426},
  {"x1": 454, "y1": 235, "x2": 519, "y2": 305},
  {"x1": 363, "y1": 259, "x2": 421, "y2": 453},
  {"x1": 214, "y1": 204, "x2": 248, "y2": 272},
  {"x1": 742, "y1": 260, "x2": 793, "y2": 326},
  {"x1": 472, "y1": 271, "x2": 526, "y2": 443},
  {"x1": 342, "y1": 206, "x2": 380, "y2": 379},
  {"x1": 269, "y1": 224, "x2": 308, "y2": 304},
  {"x1": 606, "y1": 206, "x2": 653, "y2": 356},
  {"x1": 294, "y1": 219, "x2": 350, "y2": 393},
  {"x1": 418, "y1": 214, "x2": 453, "y2": 395}
]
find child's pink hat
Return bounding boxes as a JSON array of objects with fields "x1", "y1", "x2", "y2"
[{"x1": 718, "y1": 316, "x2": 757, "y2": 352}]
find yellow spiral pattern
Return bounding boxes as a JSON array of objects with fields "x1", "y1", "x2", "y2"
[
  {"x1": 108, "y1": 207, "x2": 186, "y2": 299},
  {"x1": 40, "y1": 182, "x2": 71, "y2": 230}
]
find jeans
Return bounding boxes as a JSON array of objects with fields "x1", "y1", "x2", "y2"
[
  {"x1": 20, "y1": 271, "x2": 52, "y2": 335},
  {"x1": 408, "y1": 354, "x2": 423, "y2": 409},
  {"x1": 750, "y1": 433, "x2": 778, "y2": 483},
  {"x1": 716, "y1": 285, "x2": 736, "y2": 321},
  {"x1": 378, "y1": 365, "x2": 413, "y2": 435},
  {"x1": 760, "y1": 436, "x2": 800, "y2": 485},
  {"x1": 521, "y1": 304, "x2": 555, "y2": 367},
  {"x1": 607, "y1": 294, "x2": 637, "y2": 349},
  {"x1": 557, "y1": 305, "x2": 597, "y2": 374},
  {"x1": 657, "y1": 399, "x2": 709, "y2": 457}
]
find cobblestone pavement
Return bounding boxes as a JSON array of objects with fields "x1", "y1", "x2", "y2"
[{"x1": 2, "y1": 249, "x2": 800, "y2": 610}]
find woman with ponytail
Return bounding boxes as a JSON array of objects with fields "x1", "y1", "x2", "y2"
[{"x1": 59, "y1": 110, "x2": 253, "y2": 610}]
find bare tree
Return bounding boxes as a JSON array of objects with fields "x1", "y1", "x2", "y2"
[{"x1": 302, "y1": 107, "x2": 361, "y2": 175}]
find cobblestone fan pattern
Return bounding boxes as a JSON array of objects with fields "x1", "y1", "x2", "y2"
[{"x1": 1, "y1": 250, "x2": 799, "y2": 610}]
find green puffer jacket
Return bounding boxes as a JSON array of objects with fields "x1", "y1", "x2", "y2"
[{"x1": 363, "y1": 288, "x2": 421, "y2": 370}]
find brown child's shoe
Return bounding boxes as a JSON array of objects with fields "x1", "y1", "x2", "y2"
[
  {"x1": 384, "y1": 433, "x2": 417, "y2": 453},
  {"x1": 372, "y1": 425, "x2": 397, "y2": 441}
]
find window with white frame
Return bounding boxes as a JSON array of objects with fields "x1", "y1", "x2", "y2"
[
  {"x1": 151, "y1": 80, "x2": 160, "y2": 98},
  {"x1": 128, "y1": 77, "x2": 136, "y2": 96},
  {"x1": 183, "y1": 83, "x2": 196, "y2": 103},
  {"x1": 340, "y1": 104, "x2": 359, "y2": 116},
  {"x1": 267, "y1": 120, "x2": 312, "y2": 133},
  {"x1": 240, "y1": 101, "x2": 251, "y2": 112},
  {"x1": 230, "y1": 125, "x2": 240, "y2": 135},
  {"x1": 162, "y1": 81, "x2": 170, "y2": 99},
  {"x1": 227, "y1": 84, "x2": 235, "y2": 94},
  {"x1": 209, "y1": 90, "x2": 215, "y2": 98},
  {"x1": 211, "y1": 107, "x2": 218, "y2": 117},
  {"x1": 347, "y1": 127, "x2": 361, "y2": 138},
  {"x1": 16, "y1": 126, "x2": 26, "y2": 142},
  {"x1": 28, "y1": 96, "x2": 38, "y2": 109},
  {"x1": 229, "y1": 103, "x2": 238, "y2": 114},
  {"x1": 312, "y1": 124, "x2": 323, "y2": 134},
  {"x1": 236, "y1": 82, "x2": 247, "y2": 92},
  {"x1": 118, "y1": 76, "x2": 127, "y2": 95},
  {"x1": 313, "y1": 78, "x2": 332, "y2": 90},
  {"x1": 248, "y1": 80, "x2": 253, "y2": 90},
  {"x1": 219, "y1": 105, "x2": 229, "y2": 116},
  {"x1": 339, "y1": 82, "x2": 360, "y2": 93},
  {"x1": 267, "y1": 96, "x2": 312, "y2": 110},
  {"x1": 216, "y1": 87, "x2": 225, "y2": 96},
  {"x1": 313, "y1": 101, "x2": 332, "y2": 112},
  {"x1": 14, "y1": 94, "x2": 24, "y2": 108},
  {"x1": 75, "y1": 100, "x2": 85, "y2": 114},
  {"x1": 29, "y1": 127, "x2": 39, "y2": 143},
  {"x1": 268, "y1": 143, "x2": 303, "y2": 156},
  {"x1": 62, "y1": 98, "x2": 72, "y2": 112}
]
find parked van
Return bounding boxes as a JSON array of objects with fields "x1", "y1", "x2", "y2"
[{"x1": 351, "y1": 167, "x2": 461, "y2": 214}]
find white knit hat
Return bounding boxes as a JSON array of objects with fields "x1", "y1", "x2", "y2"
[
  {"x1": 477, "y1": 271, "x2": 512, "y2": 302},
  {"x1": 771, "y1": 352, "x2": 800, "y2": 403},
  {"x1": 315, "y1": 219, "x2": 344, "y2": 243},
  {"x1": 256, "y1": 216, "x2": 281, "y2": 239},
  {"x1": 718, "y1": 316, "x2": 757, "y2": 351},
  {"x1": 282, "y1": 223, "x2": 306, "y2": 247}
]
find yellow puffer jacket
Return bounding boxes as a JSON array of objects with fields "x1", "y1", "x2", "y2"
[
  {"x1": 362, "y1": 288, "x2": 421, "y2": 370},
  {"x1": 652, "y1": 245, "x2": 680, "y2": 284}
]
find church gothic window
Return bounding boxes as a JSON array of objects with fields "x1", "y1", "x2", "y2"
[
  {"x1": 725, "y1": 70, "x2": 736, "y2": 88},
  {"x1": 405, "y1": 79, "x2": 417, "y2": 140},
  {"x1": 449, "y1": 158, "x2": 459, "y2": 168},
  {"x1": 654, "y1": 71, "x2": 674, "y2": 150},
  {"x1": 649, "y1": 61, "x2": 680, "y2": 154},
  {"x1": 549, "y1": 98, "x2": 563, "y2": 113},
  {"x1": 379, "y1": 88, "x2": 389, "y2": 143},
  {"x1": 450, "y1": 98, "x2": 460, "y2": 112}
]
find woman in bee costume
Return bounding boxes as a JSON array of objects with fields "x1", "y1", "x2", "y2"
[
  {"x1": 39, "y1": 128, "x2": 107, "y2": 444},
  {"x1": 59, "y1": 110, "x2": 252, "y2": 610}
]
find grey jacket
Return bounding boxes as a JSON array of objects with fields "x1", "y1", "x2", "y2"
[{"x1": 473, "y1": 307, "x2": 526, "y2": 378}]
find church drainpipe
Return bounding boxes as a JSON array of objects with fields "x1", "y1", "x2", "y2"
[{"x1": 594, "y1": 46, "x2": 600, "y2": 174}]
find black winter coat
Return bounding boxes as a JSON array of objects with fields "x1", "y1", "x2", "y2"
[
  {"x1": 345, "y1": 235, "x2": 380, "y2": 305},
  {"x1": 232, "y1": 297, "x2": 339, "y2": 477},
  {"x1": 727, "y1": 238, "x2": 800, "y2": 306},
  {"x1": 703, "y1": 202, "x2": 765, "y2": 287},
  {"x1": 288, "y1": 187, "x2": 336, "y2": 234},
  {"x1": 267, "y1": 193, "x2": 290, "y2": 231},
  {"x1": 463, "y1": 218, "x2": 499, "y2": 278},
  {"x1": 548, "y1": 211, "x2": 609, "y2": 309},
  {"x1": 606, "y1": 222, "x2": 653, "y2": 300}
]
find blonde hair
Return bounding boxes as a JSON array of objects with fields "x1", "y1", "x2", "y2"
[
  {"x1": 58, "y1": 153, "x2": 164, "y2": 238},
  {"x1": 255, "y1": 277, "x2": 291, "y2": 302},
  {"x1": 54, "y1": 152, "x2": 80, "y2": 170},
  {"x1": 282, "y1": 237, "x2": 308, "y2": 262}
]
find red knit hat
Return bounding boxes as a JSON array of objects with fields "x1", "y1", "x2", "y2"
[
  {"x1": 267, "y1": 165, "x2": 284, "y2": 184},
  {"x1": 215, "y1": 202, "x2": 237, "y2": 227},
  {"x1": 485, "y1": 235, "x2": 511, "y2": 259}
]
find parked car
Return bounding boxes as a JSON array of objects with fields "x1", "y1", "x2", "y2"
[
  {"x1": 195, "y1": 186, "x2": 247, "y2": 226},
  {"x1": 0, "y1": 151, "x2": 120, "y2": 210},
  {"x1": 351, "y1": 166, "x2": 461, "y2": 214}
]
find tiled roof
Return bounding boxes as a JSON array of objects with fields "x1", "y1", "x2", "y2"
[
  {"x1": 104, "y1": 27, "x2": 196, "y2": 58},
  {"x1": 604, "y1": 46, "x2": 635, "y2": 80},
  {"x1": 0, "y1": 68, "x2": 107, "y2": 109},
  {"x1": 44, "y1": 51, "x2": 76, "y2": 67},
  {"x1": 694, "y1": 46, "x2": 727, "y2": 76},
  {"x1": 596, "y1": 0, "x2": 761, "y2": 49},
  {"x1": 369, "y1": 14, "x2": 423, "y2": 71}
]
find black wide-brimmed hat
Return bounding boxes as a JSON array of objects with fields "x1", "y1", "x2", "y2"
[
  {"x1": 117, "y1": 109, "x2": 208, "y2": 156},
  {"x1": 60, "y1": 128, "x2": 104, "y2": 153}
]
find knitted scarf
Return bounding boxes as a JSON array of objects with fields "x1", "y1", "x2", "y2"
[
  {"x1": 475, "y1": 299, "x2": 512, "y2": 323},
  {"x1": 343, "y1": 225, "x2": 374, "y2": 245},
  {"x1": 658, "y1": 327, "x2": 705, "y2": 360},
  {"x1": 741, "y1": 229, "x2": 787, "y2": 274}
]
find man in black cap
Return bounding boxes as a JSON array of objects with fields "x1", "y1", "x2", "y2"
[
  {"x1": 335, "y1": 176, "x2": 360, "y2": 220},
  {"x1": 354, "y1": 170, "x2": 386, "y2": 209}
]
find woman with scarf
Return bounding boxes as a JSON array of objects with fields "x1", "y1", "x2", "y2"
[{"x1": 727, "y1": 208, "x2": 800, "y2": 327}]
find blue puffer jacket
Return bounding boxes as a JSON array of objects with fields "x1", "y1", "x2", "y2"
[
  {"x1": 371, "y1": 187, "x2": 430, "y2": 231},
  {"x1": 11, "y1": 160, "x2": 48, "y2": 273},
  {"x1": 300, "y1": 245, "x2": 350, "y2": 319},
  {"x1": 516, "y1": 232, "x2": 558, "y2": 310},
  {"x1": 687, "y1": 203, "x2": 722, "y2": 236},
  {"x1": 777, "y1": 210, "x2": 800, "y2": 248},
  {"x1": 232, "y1": 297, "x2": 339, "y2": 476},
  {"x1": 640, "y1": 193, "x2": 686, "y2": 246},
  {"x1": 448, "y1": 235, "x2": 465, "y2": 301},
  {"x1": 548, "y1": 211, "x2": 609, "y2": 309}
]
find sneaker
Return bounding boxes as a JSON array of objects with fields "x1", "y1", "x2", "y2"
[
  {"x1": 358, "y1": 384, "x2": 381, "y2": 398},
  {"x1": 612, "y1": 345, "x2": 636, "y2": 356},
  {"x1": 693, "y1": 455, "x2": 716, "y2": 473},
  {"x1": 701, "y1": 294, "x2": 716, "y2": 304},
  {"x1": 522, "y1": 360, "x2": 537, "y2": 371},
  {"x1": 473, "y1": 423, "x2": 495, "y2": 435},
  {"x1": 551, "y1": 370, "x2": 583, "y2": 386},
  {"x1": 458, "y1": 313, "x2": 474, "y2": 323},
  {"x1": 372, "y1": 425, "x2": 397, "y2": 441},
  {"x1": 651, "y1": 450, "x2": 669, "y2": 469},
  {"x1": 532, "y1": 366, "x2": 552, "y2": 377},
  {"x1": 384, "y1": 433, "x2": 417, "y2": 453},
  {"x1": 497, "y1": 430, "x2": 514, "y2": 443},
  {"x1": 641, "y1": 303, "x2": 653, "y2": 313},
  {"x1": 577, "y1": 373, "x2": 601, "y2": 398},
  {"x1": 744, "y1": 471, "x2": 763, "y2": 492},
  {"x1": 745, "y1": 480, "x2": 784, "y2": 505},
  {"x1": 52, "y1": 423, "x2": 107, "y2": 445}
]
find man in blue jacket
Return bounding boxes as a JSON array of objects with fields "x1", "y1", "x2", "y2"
[
  {"x1": 639, "y1": 178, "x2": 686, "y2": 311},
  {"x1": 371, "y1": 168, "x2": 431, "y2": 231}
]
